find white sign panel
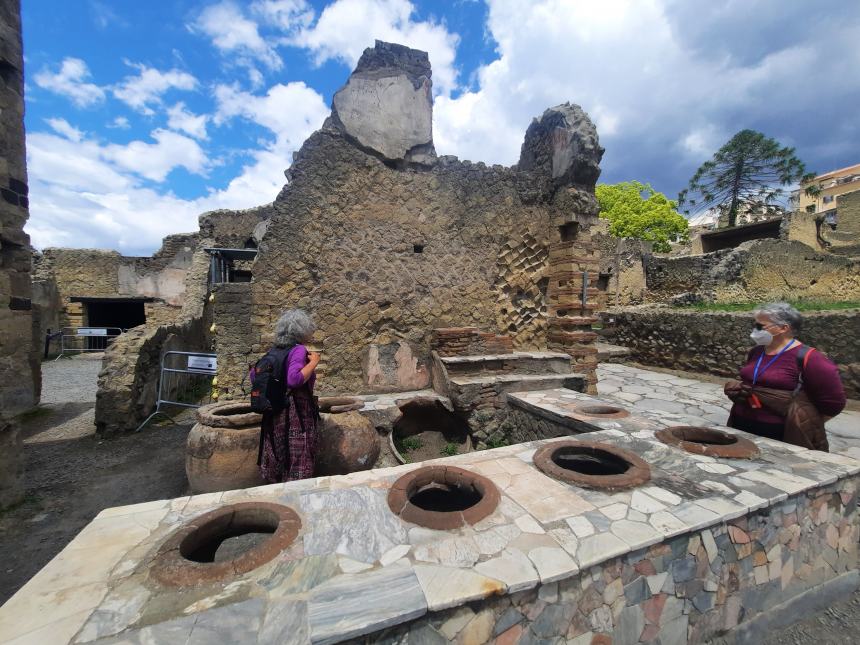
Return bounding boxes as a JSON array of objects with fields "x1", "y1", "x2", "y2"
[
  {"x1": 77, "y1": 328, "x2": 108, "y2": 336},
  {"x1": 187, "y1": 355, "x2": 217, "y2": 372}
]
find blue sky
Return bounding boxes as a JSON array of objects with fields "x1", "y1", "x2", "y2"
[{"x1": 22, "y1": 0, "x2": 860, "y2": 255}]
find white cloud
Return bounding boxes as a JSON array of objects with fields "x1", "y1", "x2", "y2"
[
  {"x1": 210, "y1": 81, "x2": 329, "y2": 205},
  {"x1": 46, "y1": 118, "x2": 83, "y2": 142},
  {"x1": 112, "y1": 63, "x2": 198, "y2": 115},
  {"x1": 103, "y1": 129, "x2": 209, "y2": 182},
  {"x1": 251, "y1": 0, "x2": 314, "y2": 31},
  {"x1": 33, "y1": 57, "x2": 105, "y2": 107},
  {"x1": 432, "y1": 0, "x2": 860, "y2": 200},
  {"x1": 167, "y1": 102, "x2": 209, "y2": 139},
  {"x1": 293, "y1": 0, "x2": 460, "y2": 95},
  {"x1": 108, "y1": 116, "x2": 131, "y2": 129},
  {"x1": 191, "y1": 1, "x2": 283, "y2": 71},
  {"x1": 26, "y1": 82, "x2": 328, "y2": 254}
]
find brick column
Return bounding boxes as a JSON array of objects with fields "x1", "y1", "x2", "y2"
[{"x1": 546, "y1": 221, "x2": 601, "y2": 394}]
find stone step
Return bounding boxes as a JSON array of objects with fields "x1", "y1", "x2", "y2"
[
  {"x1": 439, "y1": 351, "x2": 573, "y2": 377},
  {"x1": 596, "y1": 342, "x2": 632, "y2": 362},
  {"x1": 448, "y1": 373, "x2": 587, "y2": 407}
]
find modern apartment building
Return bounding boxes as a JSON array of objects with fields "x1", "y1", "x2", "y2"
[{"x1": 793, "y1": 162, "x2": 860, "y2": 225}]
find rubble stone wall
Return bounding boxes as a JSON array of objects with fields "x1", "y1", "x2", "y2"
[
  {"x1": 606, "y1": 306, "x2": 860, "y2": 398},
  {"x1": 94, "y1": 314, "x2": 210, "y2": 434},
  {"x1": 203, "y1": 42, "x2": 606, "y2": 397},
  {"x1": 645, "y1": 239, "x2": 860, "y2": 305},
  {"x1": 823, "y1": 190, "x2": 860, "y2": 256},
  {"x1": 370, "y1": 475, "x2": 859, "y2": 644},
  {"x1": 0, "y1": 0, "x2": 36, "y2": 506}
]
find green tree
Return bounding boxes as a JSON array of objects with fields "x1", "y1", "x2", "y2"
[
  {"x1": 597, "y1": 181, "x2": 688, "y2": 253},
  {"x1": 678, "y1": 129, "x2": 815, "y2": 227}
]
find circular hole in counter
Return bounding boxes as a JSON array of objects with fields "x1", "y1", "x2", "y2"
[
  {"x1": 151, "y1": 502, "x2": 301, "y2": 587},
  {"x1": 572, "y1": 404, "x2": 630, "y2": 419},
  {"x1": 388, "y1": 466, "x2": 500, "y2": 530},
  {"x1": 655, "y1": 426, "x2": 760, "y2": 459},
  {"x1": 534, "y1": 440, "x2": 651, "y2": 490}
]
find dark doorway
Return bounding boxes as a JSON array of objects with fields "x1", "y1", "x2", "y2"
[
  {"x1": 80, "y1": 299, "x2": 146, "y2": 350},
  {"x1": 85, "y1": 300, "x2": 146, "y2": 330}
]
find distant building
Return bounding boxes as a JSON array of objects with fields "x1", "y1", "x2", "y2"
[{"x1": 793, "y1": 162, "x2": 860, "y2": 227}]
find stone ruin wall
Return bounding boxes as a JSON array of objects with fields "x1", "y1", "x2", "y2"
[
  {"x1": 32, "y1": 232, "x2": 199, "y2": 337},
  {"x1": 637, "y1": 239, "x2": 860, "y2": 306},
  {"x1": 210, "y1": 42, "x2": 605, "y2": 399},
  {"x1": 94, "y1": 206, "x2": 270, "y2": 434},
  {"x1": 605, "y1": 307, "x2": 860, "y2": 399},
  {"x1": 0, "y1": 0, "x2": 36, "y2": 506}
]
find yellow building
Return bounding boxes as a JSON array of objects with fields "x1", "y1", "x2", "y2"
[{"x1": 794, "y1": 162, "x2": 860, "y2": 220}]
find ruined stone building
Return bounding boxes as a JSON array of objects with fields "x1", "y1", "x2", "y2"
[
  {"x1": 214, "y1": 43, "x2": 604, "y2": 396},
  {"x1": 0, "y1": 0, "x2": 37, "y2": 506},
  {"x1": 95, "y1": 41, "x2": 606, "y2": 434}
]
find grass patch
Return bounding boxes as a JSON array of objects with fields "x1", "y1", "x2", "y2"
[
  {"x1": 394, "y1": 436, "x2": 422, "y2": 456},
  {"x1": 675, "y1": 300, "x2": 860, "y2": 313},
  {"x1": 440, "y1": 442, "x2": 459, "y2": 457},
  {"x1": 486, "y1": 437, "x2": 509, "y2": 450}
]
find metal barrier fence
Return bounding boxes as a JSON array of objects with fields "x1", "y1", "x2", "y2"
[
  {"x1": 135, "y1": 351, "x2": 218, "y2": 432},
  {"x1": 54, "y1": 327, "x2": 124, "y2": 360}
]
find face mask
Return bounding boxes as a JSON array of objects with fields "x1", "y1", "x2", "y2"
[{"x1": 750, "y1": 328, "x2": 773, "y2": 345}]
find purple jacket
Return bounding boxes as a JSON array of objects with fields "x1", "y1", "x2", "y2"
[
  {"x1": 286, "y1": 344, "x2": 315, "y2": 391},
  {"x1": 731, "y1": 343, "x2": 845, "y2": 424}
]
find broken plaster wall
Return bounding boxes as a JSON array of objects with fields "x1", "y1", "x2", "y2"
[
  {"x1": 213, "y1": 41, "x2": 605, "y2": 398},
  {"x1": 0, "y1": 0, "x2": 36, "y2": 506}
]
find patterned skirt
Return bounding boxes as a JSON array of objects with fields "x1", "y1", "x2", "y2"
[{"x1": 259, "y1": 388, "x2": 318, "y2": 483}]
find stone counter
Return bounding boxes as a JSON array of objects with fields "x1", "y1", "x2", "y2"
[{"x1": 1, "y1": 393, "x2": 858, "y2": 644}]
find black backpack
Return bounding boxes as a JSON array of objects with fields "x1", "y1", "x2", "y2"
[{"x1": 249, "y1": 345, "x2": 294, "y2": 413}]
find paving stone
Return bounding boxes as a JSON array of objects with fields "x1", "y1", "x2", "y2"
[
  {"x1": 259, "y1": 599, "x2": 308, "y2": 645},
  {"x1": 414, "y1": 564, "x2": 504, "y2": 611},
  {"x1": 493, "y1": 607, "x2": 525, "y2": 637},
  {"x1": 308, "y1": 562, "x2": 426, "y2": 644},
  {"x1": 475, "y1": 548, "x2": 538, "y2": 593},
  {"x1": 528, "y1": 547, "x2": 578, "y2": 583},
  {"x1": 566, "y1": 516, "x2": 595, "y2": 538},
  {"x1": 187, "y1": 598, "x2": 265, "y2": 645}
]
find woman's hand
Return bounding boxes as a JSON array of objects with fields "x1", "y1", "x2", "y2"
[{"x1": 308, "y1": 352, "x2": 321, "y2": 368}]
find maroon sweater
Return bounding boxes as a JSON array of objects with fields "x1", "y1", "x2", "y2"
[{"x1": 731, "y1": 343, "x2": 846, "y2": 425}]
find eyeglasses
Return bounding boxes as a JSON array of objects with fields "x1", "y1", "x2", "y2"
[{"x1": 754, "y1": 322, "x2": 779, "y2": 331}]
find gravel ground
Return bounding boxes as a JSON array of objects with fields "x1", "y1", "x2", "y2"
[{"x1": 39, "y1": 355, "x2": 103, "y2": 404}]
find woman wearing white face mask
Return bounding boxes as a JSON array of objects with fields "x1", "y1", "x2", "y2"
[{"x1": 724, "y1": 302, "x2": 845, "y2": 451}]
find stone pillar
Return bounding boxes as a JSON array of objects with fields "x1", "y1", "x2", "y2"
[
  {"x1": 546, "y1": 220, "x2": 601, "y2": 393},
  {"x1": 515, "y1": 102, "x2": 604, "y2": 395},
  {"x1": 0, "y1": 0, "x2": 37, "y2": 507}
]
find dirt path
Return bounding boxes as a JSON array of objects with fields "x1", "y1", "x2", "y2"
[
  {"x1": 0, "y1": 359, "x2": 193, "y2": 605},
  {"x1": 761, "y1": 586, "x2": 860, "y2": 644}
]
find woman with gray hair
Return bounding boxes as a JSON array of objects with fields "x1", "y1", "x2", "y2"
[
  {"x1": 725, "y1": 302, "x2": 845, "y2": 450},
  {"x1": 258, "y1": 309, "x2": 321, "y2": 482}
]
